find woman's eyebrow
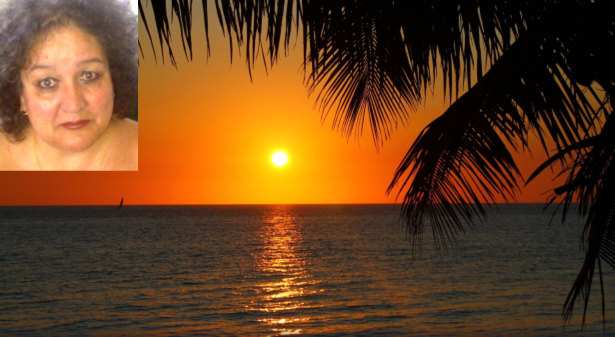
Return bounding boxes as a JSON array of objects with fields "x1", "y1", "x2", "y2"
[
  {"x1": 77, "y1": 58, "x2": 105, "y2": 66},
  {"x1": 26, "y1": 58, "x2": 106, "y2": 73},
  {"x1": 27, "y1": 64, "x2": 54, "y2": 73}
]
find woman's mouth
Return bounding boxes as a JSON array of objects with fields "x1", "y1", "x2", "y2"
[{"x1": 60, "y1": 120, "x2": 90, "y2": 130}]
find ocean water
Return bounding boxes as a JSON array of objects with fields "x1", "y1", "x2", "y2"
[{"x1": 0, "y1": 204, "x2": 614, "y2": 336}]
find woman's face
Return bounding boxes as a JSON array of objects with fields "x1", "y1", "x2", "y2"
[{"x1": 20, "y1": 24, "x2": 114, "y2": 152}]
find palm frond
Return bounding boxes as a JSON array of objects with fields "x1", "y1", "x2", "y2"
[
  {"x1": 147, "y1": 0, "x2": 177, "y2": 66},
  {"x1": 139, "y1": 0, "x2": 550, "y2": 143},
  {"x1": 301, "y1": 0, "x2": 547, "y2": 147},
  {"x1": 562, "y1": 147, "x2": 615, "y2": 326},
  {"x1": 138, "y1": 40, "x2": 144, "y2": 59},
  {"x1": 525, "y1": 0, "x2": 615, "y2": 226},
  {"x1": 200, "y1": 0, "x2": 211, "y2": 57},
  {"x1": 385, "y1": 64, "x2": 525, "y2": 254},
  {"x1": 138, "y1": 0, "x2": 157, "y2": 63},
  {"x1": 387, "y1": 0, "x2": 606, "y2": 253},
  {"x1": 139, "y1": 0, "x2": 300, "y2": 74},
  {"x1": 540, "y1": 107, "x2": 615, "y2": 326},
  {"x1": 392, "y1": 0, "x2": 539, "y2": 100},
  {"x1": 304, "y1": 1, "x2": 418, "y2": 148},
  {"x1": 137, "y1": 0, "x2": 201, "y2": 67},
  {"x1": 171, "y1": 0, "x2": 194, "y2": 62}
]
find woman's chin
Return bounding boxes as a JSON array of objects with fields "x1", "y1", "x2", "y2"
[{"x1": 53, "y1": 134, "x2": 104, "y2": 152}]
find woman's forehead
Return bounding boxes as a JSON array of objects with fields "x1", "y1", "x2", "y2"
[{"x1": 25, "y1": 24, "x2": 108, "y2": 71}]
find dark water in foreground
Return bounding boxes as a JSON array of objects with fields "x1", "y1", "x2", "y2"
[{"x1": 1, "y1": 204, "x2": 614, "y2": 336}]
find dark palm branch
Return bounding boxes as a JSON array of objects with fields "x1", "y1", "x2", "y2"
[
  {"x1": 561, "y1": 119, "x2": 615, "y2": 327},
  {"x1": 138, "y1": 0, "x2": 544, "y2": 144},
  {"x1": 302, "y1": 1, "x2": 418, "y2": 147},
  {"x1": 139, "y1": 0, "x2": 301, "y2": 76},
  {"x1": 384, "y1": 0, "x2": 614, "y2": 324},
  {"x1": 387, "y1": 0, "x2": 605, "y2": 251},
  {"x1": 528, "y1": 109, "x2": 615, "y2": 326},
  {"x1": 300, "y1": 0, "x2": 548, "y2": 146}
]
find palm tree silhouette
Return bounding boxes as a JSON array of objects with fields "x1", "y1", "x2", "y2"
[{"x1": 138, "y1": 0, "x2": 614, "y2": 327}]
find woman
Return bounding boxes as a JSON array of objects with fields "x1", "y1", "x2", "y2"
[{"x1": 0, "y1": 0, "x2": 138, "y2": 171}]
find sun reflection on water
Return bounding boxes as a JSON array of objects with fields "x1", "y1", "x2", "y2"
[{"x1": 249, "y1": 206, "x2": 321, "y2": 335}]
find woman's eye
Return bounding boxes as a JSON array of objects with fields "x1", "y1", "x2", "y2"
[
  {"x1": 81, "y1": 71, "x2": 100, "y2": 82},
  {"x1": 37, "y1": 78, "x2": 57, "y2": 89}
]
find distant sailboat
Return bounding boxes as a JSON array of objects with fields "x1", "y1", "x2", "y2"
[{"x1": 118, "y1": 197, "x2": 123, "y2": 209}]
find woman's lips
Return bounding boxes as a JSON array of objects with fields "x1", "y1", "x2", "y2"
[{"x1": 60, "y1": 120, "x2": 90, "y2": 130}]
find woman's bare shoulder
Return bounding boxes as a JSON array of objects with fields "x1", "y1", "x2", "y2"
[
  {"x1": 110, "y1": 118, "x2": 138, "y2": 171},
  {"x1": 0, "y1": 133, "x2": 10, "y2": 170},
  {"x1": 0, "y1": 133, "x2": 29, "y2": 171}
]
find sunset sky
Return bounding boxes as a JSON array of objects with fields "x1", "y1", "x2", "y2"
[{"x1": 0, "y1": 1, "x2": 565, "y2": 206}]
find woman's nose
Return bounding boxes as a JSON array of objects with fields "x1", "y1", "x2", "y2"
[{"x1": 59, "y1": 81, "x2": 86, "y2": 113}]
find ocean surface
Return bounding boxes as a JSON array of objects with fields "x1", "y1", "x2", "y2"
[{"x1": 1, "y1": 204, "x2": 614, "y2": 336}]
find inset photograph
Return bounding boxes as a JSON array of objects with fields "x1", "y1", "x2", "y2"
[{"x1": 0, "y1": 0, "x2": 138, "y2": 171}]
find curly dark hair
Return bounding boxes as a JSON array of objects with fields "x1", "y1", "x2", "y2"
[{"x1": 0, "y1": 0, "x2": 137, "y2": 141}]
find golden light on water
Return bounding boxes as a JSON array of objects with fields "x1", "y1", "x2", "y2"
[{"x1": 249, "y1": 206, "x2": 322, "y2": 334}]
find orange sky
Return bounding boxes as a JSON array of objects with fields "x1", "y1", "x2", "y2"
[{"x1": 0, "y1": 2, "x2": 565, "y2": 206}]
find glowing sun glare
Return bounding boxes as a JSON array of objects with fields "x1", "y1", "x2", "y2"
[{"x1": 272, "y1": 152, "x2": 288, "y2": 166}]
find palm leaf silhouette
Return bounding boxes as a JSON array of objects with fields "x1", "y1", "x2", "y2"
[
  {"x1": 388, "y1": 0, "x2": 607, "y2": 250},
  {"x1": 529, "y1": 109, "x2": 615, "y2": 326}
]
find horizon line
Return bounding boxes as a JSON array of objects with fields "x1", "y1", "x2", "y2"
[{"x1": 0, "y1": 202, "x2": 555, "y2": 207}]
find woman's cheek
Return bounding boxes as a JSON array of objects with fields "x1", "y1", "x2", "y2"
[{"x1": 87, "y1": 81, "x2": 113, "y2": 113}]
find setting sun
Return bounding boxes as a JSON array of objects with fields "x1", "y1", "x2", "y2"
[{"x1": 272, "y1": 151, "x2": 288, "y2": 166}]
